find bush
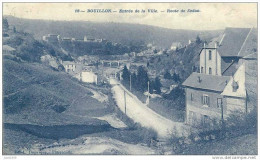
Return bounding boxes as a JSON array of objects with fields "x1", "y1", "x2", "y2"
[
  {"x1": 167, "y1": 127, "x2": 187, "y2": 154},
  {"x1": 224, "y1": 107, "x2": 257, "y2": 135},
  {"x1": 139, "y1": 127, "x2": 158, "y2": 147}
]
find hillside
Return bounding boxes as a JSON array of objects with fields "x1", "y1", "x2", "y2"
[
  {"x1": 148, "y1": 41, "x2": 203, "y2": 82},
  {"x1": 3, "y1": 59, "x2": 110, "y2": 125},
  {"x1": 5, "y1": 15, "x2": 222, "y2": 49}
]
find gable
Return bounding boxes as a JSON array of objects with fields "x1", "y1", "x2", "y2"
[{"x1": 221, "y1": 63, "x2": 246, "y2": 98}]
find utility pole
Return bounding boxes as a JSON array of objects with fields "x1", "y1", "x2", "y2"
[
  {"x1": 124, "y1": 90, "x2": 127, "y2": 115},
  {"x1": 130, "y1": 74, "x2": 132, "y2": 91},
  {"x1": 147, "y1": 81, "x2": 150, "y2": 105}
]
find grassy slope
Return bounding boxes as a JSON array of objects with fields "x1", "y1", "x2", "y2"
[
  {"x1": 3, "y1": 59, "x2": 109, "y2": 126},
  {"x1": 183, "y1": 134, "x2": 257, "y2": 155}
]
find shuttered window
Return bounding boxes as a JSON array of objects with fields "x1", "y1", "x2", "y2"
[{"x1": 202, "y1": 94, "x2": 210, "y2": 106}]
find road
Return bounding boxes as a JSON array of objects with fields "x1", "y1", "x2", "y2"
[{"x1": 110, "y1": 78, "x2": 189, "y2": 138}]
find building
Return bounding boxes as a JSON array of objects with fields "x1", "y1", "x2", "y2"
[
  {"x1": 170, "y1": 42, "x2": 182, "y2": 51},
  {"x1": 42, "y1": 34, "x2": 60, "y2": 43},
  {"x1": 182, "y1": 27, "x2": 257, "y2": 128},
  {"x1": 80, "y1": 70, "x2": 98, "y2": 84},
  {"x1": 84, "y1": 36, "x2": 95, "y2": 42},
  {"x1": 62, "y1": 61, "x2": 77, "y2": 72}
]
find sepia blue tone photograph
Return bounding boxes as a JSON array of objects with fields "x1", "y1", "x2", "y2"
[{"x1": 1, "y1": 1, "x2": 258, "y2": 157}]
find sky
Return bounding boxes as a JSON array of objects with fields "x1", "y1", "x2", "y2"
[{"x1": 3, "y1": 3, "x2": 257, "y2": 30}]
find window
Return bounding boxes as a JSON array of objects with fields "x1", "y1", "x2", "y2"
[
  {"x1": 203, "y1": 115, "x2": 210, "y2": 128},
  {"x1": 202, "y1": 94, "x2": 210, "y2": 106},
  {"x1": 201, "y1": 67, "x2": 204, "y2": 73},
  {"x1": 209, "y1": 50, "x2": 212, "y2": 60},
  {"x1": 209, "y1": 67, "x2": 212, "y2": 74},
  {"x1": 217, "y1": 98, "x2": 222, "y2": 108},
  {"x1": 190, "y1": 93, "x2": 193, "y2": 101}
]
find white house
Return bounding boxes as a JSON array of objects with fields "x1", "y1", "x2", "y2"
[{"x1": 80, "y1": 70, "x2": 98, "y2": 84}]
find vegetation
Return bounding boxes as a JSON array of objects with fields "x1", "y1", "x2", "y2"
[
  {"x1": 164, "y1": 70, "x2": 172, "y2": 79},
  {"x1": 3, "y1": 18, "x2": 9, "y2": 30},
  {"x1": 121, "y1": 65, "x2": 162, "y2": 94},
  {"x1": 166, "y1": 107, "x2": 257, "y2": 155},
  {"x1": 163, "y1": 85, "x2": 185, "y2": 111},
  {"x1": 163, "y1": 70, "x2": 181, "y2": 83},
  {"x1": 148, "y1": 41, "x2": 203, "y2": 83},
  {"x1": 3, "y1": 19, "x2": 72, "y2": 62},
  {"x1": 195, "y1": 35, "x2": 202, "y2": 44}
]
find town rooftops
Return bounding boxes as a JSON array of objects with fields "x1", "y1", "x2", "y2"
[
  {"x1": 205, "y1": 27, "x2": 254, "y2": 57},
  {"x1": 182, "y1": 72, "x2": 231, "y2": 92},
  {"x1": 3, "y1": 45, "x2": 15, "y2": 51}
]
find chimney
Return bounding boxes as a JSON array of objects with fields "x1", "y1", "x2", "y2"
[
  {"x1": 215, "y1": 42, "x2": 218, "y2": 48},
  {"x1": 232, "y1": 80, "x2": 239, "y2": 92},
  {"x1": 204, "y1": 43, "x2": 206, "y2": 48},
  {"x1": 198, "y1": 76, "x2": 202, "y2": 83}
]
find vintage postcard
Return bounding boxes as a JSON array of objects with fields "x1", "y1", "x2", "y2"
[{"x1": 1, "y1": 1, "x2": 258, "y2": 159}]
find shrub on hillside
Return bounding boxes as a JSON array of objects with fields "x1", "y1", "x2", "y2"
[{"x1": 136, "y1": 127, "x2": 158, "y2": 147}]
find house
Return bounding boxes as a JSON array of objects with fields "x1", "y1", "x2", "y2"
[
  {"x1": 170, "y1": 42, "x2": 182, "y2": 51},
  {"x1": 80, "y1": 70, "x2": 98, "y2": 84},
  {"x1": 62, "y1": 61, "x2": 77, "y2": 72},
  {"x1": 182, "y1": 27, "x2": 257, "y2": 128}
]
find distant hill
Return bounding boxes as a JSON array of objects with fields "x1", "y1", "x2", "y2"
[{"x1": 5, "y1": 15, "x2": 222, "y2": 48}]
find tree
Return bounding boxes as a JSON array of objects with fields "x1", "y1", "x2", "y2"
[
  {"x1": 122, "y1": 65, "x2": 130, "y2": 85},
  {"x1": 172, "y1": 72, "x2": 180, "y2": 82},
  {"x1": 137, "y1": 66, "x2": 149, "y2": 92},
  {"x1": 153, "y1": 77, "x2": 162, "y2": 94},
  {"x1": 131, "y1": 72, "x2": 137, "y2": 89},
  {"x1": 13, "y1": 26, "x2": 16, "y2": 33},
  {"x1": 196, "y1": 35, "x2": 201, "y2": 44},
  {"x1": 164, "y1": 70, "x2": 172, "y2": 79},
  {"x1": 3, "y1": 18, "x2": 9, "y2": 31}
]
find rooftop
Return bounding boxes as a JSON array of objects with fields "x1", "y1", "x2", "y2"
[
  {"x1": 205, "y1": 28, "x2": 254, "y2": 57},
  {"x1": 182, "y1": 72, "x2": 231, "y2": 92},
  {"x1": 62, "y1": 61, "x2": 75, "y2": 65},
  {"x1": 221, "y1": 57, "x2": 239, "y2": 76}
]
